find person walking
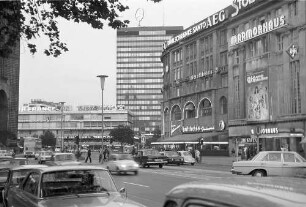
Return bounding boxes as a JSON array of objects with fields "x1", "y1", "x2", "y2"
[
  {"x1": 99, "y1": 148, "x2": 103, "y2": 163},
  {"x1": 195, "y1": 149, "x2": 200, "y2": 163},
  {"x1": 103, "y1": 147, "x2": 109, "y2": 162},
  {"x1": 85, "y1": 148, "x2": 92, "y2": 163}
]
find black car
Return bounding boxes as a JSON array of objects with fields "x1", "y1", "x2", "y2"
[
  {"x1": 160, "y1": 151, "x2": 184, "y2": 166},
  {"x1": 134, "y1": 149, "x2": 167, "y2": 168}
]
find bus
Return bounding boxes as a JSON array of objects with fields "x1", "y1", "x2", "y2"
[{"x1": 23, "y1": 137, "x2": 42, "y2": 158}]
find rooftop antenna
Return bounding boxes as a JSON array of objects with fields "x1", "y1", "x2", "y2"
[{"x1": 135, "y1": 8, "x2": 144, "y2": 26}]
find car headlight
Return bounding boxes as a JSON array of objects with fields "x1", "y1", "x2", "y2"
[
  {"x1": 133, "y1": 163, "x2": 139, "y2": 167},
  {"x1": 121, "y1": 164, "x2": 127, "y2": 168}
]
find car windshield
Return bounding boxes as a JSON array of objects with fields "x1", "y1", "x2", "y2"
[
  {"x1": 182, "y1": 151, "x2": 192, "y2": 156},
  {"x1": 118, "y1": 154, "x2": 133, "y2": 160},
  {"x1": 55, "y1": 154, "x2": 75, "y2": 161},
  {"x1": 41, "y1": 169, "x2": 117, "y2": 197},
  {"x1": 143, "y1": 150, "x2": 160, "y2": 156},
  {"x1": 11, "y1": 169, "x2": 33, "y2": 185},
  {"x1": 165, "y1": 151, "x2": 179, "y2": 157},
  {"x1": 0, "y1": 169, "x2": 9, "y2": 183},
  {"x1": 42, "y1": 152, "x2": 52, "y2": 156}
]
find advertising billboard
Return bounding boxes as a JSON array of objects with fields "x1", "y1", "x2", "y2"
[{"x1": 246, "y1": 70, "x2": 269, "y2": 121}]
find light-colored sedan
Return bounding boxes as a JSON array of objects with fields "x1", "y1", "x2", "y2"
[
  {"x1": 44, "y1": 152, "x2": 81, "y2": 166},
  {"x1": 6, "y1": 165, "x2": 145, "y2": 207},
  {"x1": 231, "y1": 151, "x2": 306, "y2": 177},
  {"x1": 163, "y1": 177, "x2": 306, "y2": 207},
  {"x1": 106, "y1": 153, "x2": 139, "y2": 175},
  {"x1": 177, "y1": 151, "x2": 195, "y2": 165},
  {"x1": 37, "y1": 151, "x2": 53, "y2": 164}
]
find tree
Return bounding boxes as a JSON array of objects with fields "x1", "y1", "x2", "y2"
[
  {"x1": 146, "y1": 128, "x2": 161, "y2": 146},
  {"x1": 39, "y1": 130, "x2": 56, "y2": 147},
  {"x1": 0, "y1": 130, "x2": 17, "y2": 147},
  {"x1": 0, "y1": 0, "x2": 161, "y2": 58},
  {"x1": 109, "y1": 125, "x2": 134, "y2": 145}
]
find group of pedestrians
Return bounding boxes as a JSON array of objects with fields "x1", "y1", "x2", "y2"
[{"x1": 83, "y1": 147, "x2": 111, "y2": 163}]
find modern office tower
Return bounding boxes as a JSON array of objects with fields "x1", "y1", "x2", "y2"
[{"x1": 116, "y1": 26, "x2": 183, "y2": 135}]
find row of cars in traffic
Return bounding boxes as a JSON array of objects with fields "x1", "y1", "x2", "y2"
[{"x1": 105, "y1": 149, "x2": 196, "y2": 175}]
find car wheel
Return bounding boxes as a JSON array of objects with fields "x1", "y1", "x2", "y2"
[
  {"x1": 134, "y1": 171, "x2": 138, "y2": 175},
  {"x1": 159, "y1": 164, "x2": 163, "y2": 168},
  {"x1": 141, "y1": 163, "x2": 146, "y2": 168},
  {"x1": 252, "y1": 170, "x2": 266, "y2": 177},
  {"x1": 191, "y1": 163, "x2": 195, "y2": 166}
]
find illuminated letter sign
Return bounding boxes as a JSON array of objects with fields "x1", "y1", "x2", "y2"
[{"x1": 231, "y1": 0, "x2": 257, "y2": 17}]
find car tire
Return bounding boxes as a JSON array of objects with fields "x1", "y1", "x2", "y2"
[
  {"x1": 159, "y1": 164, "x2": 163, "y2": 168},
  {"x1": 191, "y1": 163, "x2": 195, "y2": 166},
  {"x1": 177, "y1": 163, "x2": 180, "y2": 166},
  {"x1": 134, "y1": 171, "x2": 138, "y2": 175},
  {"x1": 252, "y1": 170, "x2": 266, "y2": 177},
  {"x1": 141, "y1": 164, "x2": 146, "y2": 168}
]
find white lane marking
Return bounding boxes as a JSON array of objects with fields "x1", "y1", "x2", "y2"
[
  {"x1": 123, "y1": 182, "x2": 150, "y2": 188},
  {"x1": 140, "y1": 169, "x2": 224, "y2": 179}
]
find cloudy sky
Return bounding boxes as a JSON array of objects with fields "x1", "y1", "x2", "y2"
[{"x1": 19, "y1": 0, "x2": 231, "y2": 107}]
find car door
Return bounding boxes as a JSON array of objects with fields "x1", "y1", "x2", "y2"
[
  {"x1": 265, "y1": 152, "x2": 283, "y2": 176},
  {"x1": 282, "y1": 152, "x2": 301, "y2": 176},
  {"x1": 10, "y1": 172, "x2": 40, "y2": 207}
]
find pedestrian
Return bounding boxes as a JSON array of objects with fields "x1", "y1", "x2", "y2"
[
  {"x1": 85, "y1": 148, "x2": 92, "y2": 163},
  {"x1": 99, "y1": 148, "x2": 102, "y2": 163},
  {"x1": 231, "y1": 148, "x2": 235, "y2": 157},
  {"x1": 131, "y1": 146, "x2": 136, "y2": 156},
  {"x1": 195, "y1": 149, "x2": 200, "y2": 163},
  {"x1": 103, "y1": 147, "x2": 109, "y2": 162}
]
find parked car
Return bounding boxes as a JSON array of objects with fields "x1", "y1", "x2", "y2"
[
  {"x1": 6, "y1": 165, "x2": 145, "y2": 207},
  {"x1": 163, "y1": 177, "x2": 306, "y2": 207},
  {"x1": 0, "y1": 150, "x2": 8, "y2": 157},
  {"x1": 177, "y1": 151, "x2": 195, "y2": 165},
  {"x1": 37, "y1": 151, "x2": 53, "y2": 164},
  {"x1": 231, "y1": 151, "x2": 306, "y2": 177},
  {"x1": 0, "y1": 167, "x2": 10, "y2": 204},
  {"x1": 134, "y1": 149, "x2": 167, "y2": 168},
  {"x1": 160, "y1": 151, "x2": 184, "y2": 165},
  {"x1": 44, "y1": 153, "x2": 81, "y2": 166},
  {"x1": 2, "y1": 164, "x2": 48, "y2": 207},
  {"x1": 106, "y1": 153, "x2": 139, "y2": 175},
  {"x1": 0, "y1": 157, "x2": 29, "y2": 166}
]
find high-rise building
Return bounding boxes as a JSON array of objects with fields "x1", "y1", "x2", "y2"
[{"x1": 116, "y1": 26, "x2": 183, "y2": 135}]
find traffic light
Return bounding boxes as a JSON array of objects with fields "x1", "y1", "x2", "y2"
[{"x1": 75, "y1": 135, "x2": 79, "y2": 145}]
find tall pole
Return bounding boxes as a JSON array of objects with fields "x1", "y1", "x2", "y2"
[
  {"x1": 59, "y1": 102, "x2": 65, "y2": 152},
  {"x1": 97, "y1": 75, "x2": 108, "y2": 163}
]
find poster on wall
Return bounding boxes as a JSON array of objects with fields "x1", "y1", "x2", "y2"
[
  {"x1": 171, "y1": 121, "x2": 182, "y2": 136},
  {"x1": 246, "y1": 70, "x2": 269, "y2": 121}
]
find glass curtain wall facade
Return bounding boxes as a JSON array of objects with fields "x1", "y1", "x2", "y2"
[{"x1": 116, "y1": 27, "x2": 183, "y2": 134}]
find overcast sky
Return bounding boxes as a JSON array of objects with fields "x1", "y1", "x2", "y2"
[{"x1": 19, "y1": 0, "x2": 231, "y2": 107}]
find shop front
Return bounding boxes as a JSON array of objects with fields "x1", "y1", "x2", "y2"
[{"x1": 229, "y1": 123, "x2": 305, "y2": 158}]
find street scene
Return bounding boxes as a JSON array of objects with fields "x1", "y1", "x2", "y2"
[{"x1": 1, "y1": 0, "x2": 306, "y2": 207}]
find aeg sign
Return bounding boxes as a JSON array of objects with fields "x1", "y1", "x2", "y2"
[{"x1": 231, "y1": 0, "x2": 258, "y2": 17}]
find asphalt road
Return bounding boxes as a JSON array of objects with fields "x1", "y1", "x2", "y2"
[
  {"x1": 111, "y1": 165, "x2": 235, "y2": 207},
  {"x1": 10, "y1": 153, "x2": 234, "y2": 207}
]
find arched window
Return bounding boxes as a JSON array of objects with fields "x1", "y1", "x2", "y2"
[
  {"x1": 220, "y1": 96, "x2": 227, "y2": 114},
  {"x1": 171, "y1": 105, "x2": 182, "y2": 121},
  {"x1": 199, "y1": 99, "x2": 212, "y2": 117},
  {"x1": 184, "y1": 103, "x2": 196, "y2": 119}
]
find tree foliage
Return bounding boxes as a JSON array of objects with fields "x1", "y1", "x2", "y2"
[
  {"x1": 39, "y1": 130, "x2": 56, "y2": 147},
  {"x1": 146, "y1": 128, "x2": 161, "y2": 146},
  {"x1": 0, "y1": 130, "x2": 17, "y2": 147},
  {"x1": 109, "y1": 125, "x2": 134, "y2": 145},
  {"x1": 0, "y1": 0, "x2": 161, "y2": 58}
]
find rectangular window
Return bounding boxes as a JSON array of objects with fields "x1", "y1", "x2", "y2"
[
  {"x1": 219, "y1": 29, "x2": 227, "y2": 46},
  {"x1": 200, "y1": 39, "x2": 205, "y2": 56},
  {"x1": 221, "y1": 74, "x2": 228, "y2": 87},
  {"x1": 276, "y1": 34, "x2": 283, "y2": 51},
  {"x1": 220, "y1": 51, "x2": 227, "y2": 66},
  {"x1": 262, "y1": 36, "x2": 268, "y2": 53},
  {"x1": 233, "y1": 67, "x2": 240, "y2": 119},
  {"x1": 290, "y1": 60, "x2": 301, "y2": 114},
  {"x1": 234, "y1": 50, "x2": 239, "y2": 64},
  {"x1": 209, "y1": 55, "x2": 213, "y2": 70}
]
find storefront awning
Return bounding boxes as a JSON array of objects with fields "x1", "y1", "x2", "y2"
[
  {"x1": 259, "y1": 133, "x2": 304, "y2": 139},
  {"x1": 151, "y1": 131, "x2": 228, "y2": 145}
]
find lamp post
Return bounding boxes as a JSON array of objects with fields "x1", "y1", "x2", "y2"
[
  {"x1": 97, "y1": 75, "x2": 108, "y2": 163},
  {"x1": 59, "y1": 102, "x2": 65, "y2": 152}
]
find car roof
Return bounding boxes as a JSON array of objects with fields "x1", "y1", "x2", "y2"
[
  {"x1": 12, "y1": 165, "x2": 49, "y2": 170},
  {"x1": 33, "y1": 165, "x2": 108, "y2": 173},
  {"x1": 167, "y1": 177, "x2": 306, "y2": 206}
]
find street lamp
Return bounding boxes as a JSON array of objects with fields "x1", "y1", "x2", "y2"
[
  {"x1": 97, "y1": 75, "x2": 108, "y2": 163},
  {"x1": 59, "y1": 102, "x2": 65, "y2": 152}
]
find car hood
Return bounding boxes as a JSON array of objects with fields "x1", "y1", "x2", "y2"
[
  {"x1": 39, "y1": 193, "x2": 144, "y2": 207},
  {"x1": 54, "y1": 161, "x2": 81, "y2": 166},
  {"x1": 167, "y1": 177, "x2": 306, "y2": 207},
  {"x1": 183, "y1": 156, "x2": 195, "y2": 162}
]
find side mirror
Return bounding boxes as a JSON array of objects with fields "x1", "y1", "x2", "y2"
[{"x1": 119, "y1": 187, "x2": 127, "y2": 198}]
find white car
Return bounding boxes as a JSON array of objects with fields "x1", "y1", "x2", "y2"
[
  {"x1": 106, "y1": 153, "x2": 139, "y2": 175},
  {"x1": 177, "y1": 151, "x2": 196, "y2": 165},
  {"x1": 37, "y1": 151, "x2": 53, "y2": 164}
]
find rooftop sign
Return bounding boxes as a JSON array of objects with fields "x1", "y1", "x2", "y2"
[
  {"x1": 163, "y1": 9, "x2": 226, "y2": 49},
  {"x1": 231, "y1": 0, "x2": 258, "y2": 17}
]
